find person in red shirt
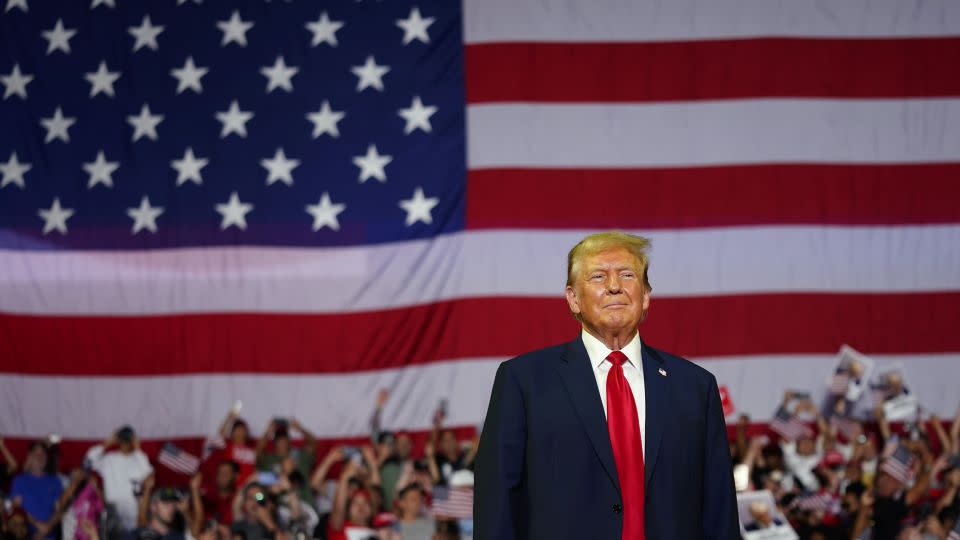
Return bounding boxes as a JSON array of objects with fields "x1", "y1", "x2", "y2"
[
  {"x1": 191, "y1": 461, "x2": 238, "y2": 527},
  {"x1": 327, "y1": 448, "x2": 383, "y2": 540},
  {"x1": 211, "y1": 409, "x2": 256, "y2": 484}
]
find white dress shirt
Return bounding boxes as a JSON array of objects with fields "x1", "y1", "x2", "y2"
[{"x1": 581, "y1": 329, "x2": 647, "y2": 459}]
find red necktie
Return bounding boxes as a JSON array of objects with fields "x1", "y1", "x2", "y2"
[{"x1": 606, "y1": 351, "x2": 646, "y2": 540}]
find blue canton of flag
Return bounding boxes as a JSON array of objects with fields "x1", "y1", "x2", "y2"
[{"x1": 0, "y1": 0, "x2": 465, "y2": 250}]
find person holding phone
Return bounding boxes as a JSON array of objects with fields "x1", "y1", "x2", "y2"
[{"x1": 256, "y1": 418, "x2": 317, "y2": 490}]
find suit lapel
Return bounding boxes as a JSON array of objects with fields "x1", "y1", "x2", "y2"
[
  {"x1": 555, "y1": 337, "x2": 622, "y2": 496},
  {"x1": 640, "y1": 342, "x2": 666, "y2": 488}
]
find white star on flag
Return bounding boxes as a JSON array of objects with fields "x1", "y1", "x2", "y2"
[
  {"x1": 127, "y1": 104, "x2": 164, "y2": 141},
  {"x1": 215, "y1": 192, "x2": 254, "y2": 230},
  {"x1": 305, "y1": 192, "x2": 346, "y2": 231},
  {"x1": 85, "y1": 61, "x2": 121, "y2": 98},
  {"x1": 217, "y1": 10, "x2": 254, "y2": 47},
  {"x1": 305, "y1": 11, "x2": 343, "y2": 47},
  {"x1": 306, "y1": 101, "x2": 345, "y2": 138},
  {"x1": 0, "y1": 152, "x2": 31, "y2": 189},
  {"x1": 128, "y1": 15, "x2": 164, "y2": 52},
  {"x1": 396, "y1": 7, "x2": 435, "y2": 45},
  {"x1": 352, "y1": 145, "x2": 392, "y2": 183},
  {"x1": 260, "y1": 148, "x2": 300, "y2": 186},
  {"x1": 42, "y1": 18, "x2": 77, "y2": 55},
  {"x1": 83, "y1": 151, "x2": 120, "y2": 189},
  {"x1": 126, "y1": 196, "x2": 164, "y2": 234},
  {"x1": 40, "y1": 107, "x2": 76, "y2": 143},
  {"x1": 90, "y1": 0, "x2": 115, "y2": 8},
  {"x1": 216, "y1": 100, "x2": 254, "y2": 138},
  {"x1": 5, "y1": 0, "x2": 27, "y2": 13},
  {"x1": 170, "y1": 57, "x2": 208, "y2": 94},
  {"x1": 351, "y1": 56, "x2": 390, "y2": 92},
  {"x1": 399, "y1": 187, "x2": 439, "y2": 226},
  {"x1": 260, "y1": 56, "x2": 299, "y2": 93},
  {"x1": 1, "y1": 63, "x2": 32, "y2": 100},
  {"x1": 398, "y1": 96, "x2": 438, "y2": 134},
  {"x1": 171, "y1": 147, "x2": 209, "y2": 186},
  {"x1": 37, "y1": 197, "x2": 74, "y2": 235}
]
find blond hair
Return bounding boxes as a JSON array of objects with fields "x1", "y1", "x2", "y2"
[{"x1": 566, "y1": 231, "x2": 652, "y2": 291}]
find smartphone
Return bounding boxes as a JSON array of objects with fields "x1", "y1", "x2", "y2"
[
  {"x1": 231, "y1": 400, "x2": 243, "y2": 415},
  {"x1": 342, "y1": 446, "x2": 361, "y2": 461},
  {"x1": 47, "y1": 433, "x2": 62, "y2": 445},
  {"x1": 257, "y1": 471, "x2": 278, "y2": 486}
]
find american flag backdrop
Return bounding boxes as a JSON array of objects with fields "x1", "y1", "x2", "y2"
[{"x1": 1, "y1": 0, "x2": 960, "y2": 466}]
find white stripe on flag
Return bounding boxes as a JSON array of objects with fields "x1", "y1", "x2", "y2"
[
  {"x1": 3, "y1": 226, "x2": 959, "y2": 315},
  {"x1": 467, "y1": 100, "x2": 960, "y2": 169},
  {"x1": 3, "y1": 353, "x2": 959, "y2": 441},
  {"x1": 463, "y1": 0, "x2": 960, "y2": 42}
]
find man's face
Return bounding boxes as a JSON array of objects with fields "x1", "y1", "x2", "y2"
[
  {"x1": 274, "y1": 436, "x2": 290, "y2": 456},
  {"x1": 231, "y1": 423, "x2": 248, "y2": 444},
  {"x1": 26, "y1": 445, "x2": 47, "y2": 472},
  {"x1": 797, "y1": 437, "x2": 816, "y2": 456},
  {"x1": 397, "y1": 434, "x2": 412, "y2": 459},
  {"x1": 440, "y1": 431, "x2": 457, "y2": 455},
  {"x1": 243, "y1": 486, "x2": 264, "y2": 516},
  {"x1": 876, "y1": 472, "x2": 901, "y2": 498},
  {"x1": 152, "y1": 499, "x2": 176, "y2": 526},
  {"x1": 216, "y1": 463, "x2": 236, "y2": 490},
  {"x1": 398, "y1": 489, "x2": 423, "y2": 516},
  {"x1": 565, "y1": 248, "x2": 649, "y2": 338},
  {"x1": 347, "y1": 494, "x2": 373, "y2": 525},
  {"x1": 841, "y1": 492, "x2": 860, "y2": 515}
]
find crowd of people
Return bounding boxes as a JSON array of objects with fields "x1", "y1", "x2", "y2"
[
  {"x1": 2, "y1": 386, "x2": 959, "y2": 540},
  {"x1": 0, "y1": 390, "x2": 476, "y2": 540},
  {"x1": 732, "y1": 392, "x2": 960, "y2": 540}
]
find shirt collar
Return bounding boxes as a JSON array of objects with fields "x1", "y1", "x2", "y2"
[{"x1": 580, "y1": 329, "x2": 642, "y2": 369}]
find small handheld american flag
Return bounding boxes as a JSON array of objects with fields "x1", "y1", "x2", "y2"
[
  {"x1": 158, "y1": 442, "x2": 201, "y2": 475},
  {"x1": 770, "y1": 405, "x2": 813, "y2": 441},
  {"x1": 430, "y1": 486, "x2": 473, "y2": 520},
  {"x1": 880, "y1": 444, "x2": 915, "y2": 484}
]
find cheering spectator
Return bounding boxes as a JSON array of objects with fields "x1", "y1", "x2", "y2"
[
  {"x1": 369, "y1": 390, "x2": 413, "y2": 511},
  {"x1": 197, "y1": 462, "x2": 238, "y2": 526},
  {"x1": 212, "y1": 410, "x2": 257, "y2": 485},
  {"x1": 129, "y1": 484, "x2": 188, "y2": 540},
  {"x1": 10, "y1": 441, "x2": 63, "y2": 539},
  {"x1": 231, "y1": 481, "x2": 282, "y2": 540},
  {"x1": 255, "y1": 419, "x2": 316, "y2": 485},
  {"x1": 327, "y1": 446, "x2": 382, "y2": 540},
  {"x1": 0, "y1": 438, "x2": 17, "y2": 493},
  {"x1": 425, "y1": 410, "x2": 477, "y2": 487},
  {"x1": 2, "y1": 507, "x2": 30, "y2": 540},
  {"x1": 394, "y1": 483, "x2": 434, "y2": 540},
  {"x1": 83, "y1": 425, "x2": 153, "y2": 532},
  {"x1": 59, "y1": 469, "x2": 105, "y2": 540},
  {"x1": 777, "y1": 393, "x2": 826, "y2": 492}
]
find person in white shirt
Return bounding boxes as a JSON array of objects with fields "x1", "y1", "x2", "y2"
[{"x1": 83, "y1": 425, "x2": 153, "y2": 531}]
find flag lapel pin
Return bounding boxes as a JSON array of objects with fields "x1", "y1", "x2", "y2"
[{"x1": 658, "y1": 368, "x2": 667, "y2": 377}]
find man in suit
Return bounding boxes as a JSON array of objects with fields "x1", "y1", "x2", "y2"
[{"x1": 474, "y1": 231, "x2": 740, "y2": 539}]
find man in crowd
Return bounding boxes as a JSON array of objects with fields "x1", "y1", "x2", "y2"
[
  {"x1": 256, "y1": 419, "x2": 316, "y2": 490},
  {"x1": 231, "y1": 482, "x2": 282, "y2": 540},
  {"x1": 394, "y1": 483, "x2": 434, "y2": 540},
  {"x1": 10, "y1": 442, "x2": 62, "y2": 539},
  {"x1": 128, "y1": 487, "x2": 186, "y2": 540},
  {"x1": 84, "y1": 425, "x2": 153, "y2": 532}
]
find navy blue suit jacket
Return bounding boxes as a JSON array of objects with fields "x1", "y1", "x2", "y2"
[{"x1": 474, "y1": 336, "x2": 740, "y2": 539}]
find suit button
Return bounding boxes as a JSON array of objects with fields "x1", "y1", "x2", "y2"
[{"x1": 612, "y1": 504, "x2": 623, "y2": 514}]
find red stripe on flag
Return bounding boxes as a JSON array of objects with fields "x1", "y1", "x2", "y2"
[
  {"x1": 1, "y1": 293, "x2": 958, "y2": 375},
  {"x1": 465, "y1": 38, "x2": 960, "y2": 103},
  {"x1": 466, "y1": 165, "x2": 960, "y2": 229}
]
